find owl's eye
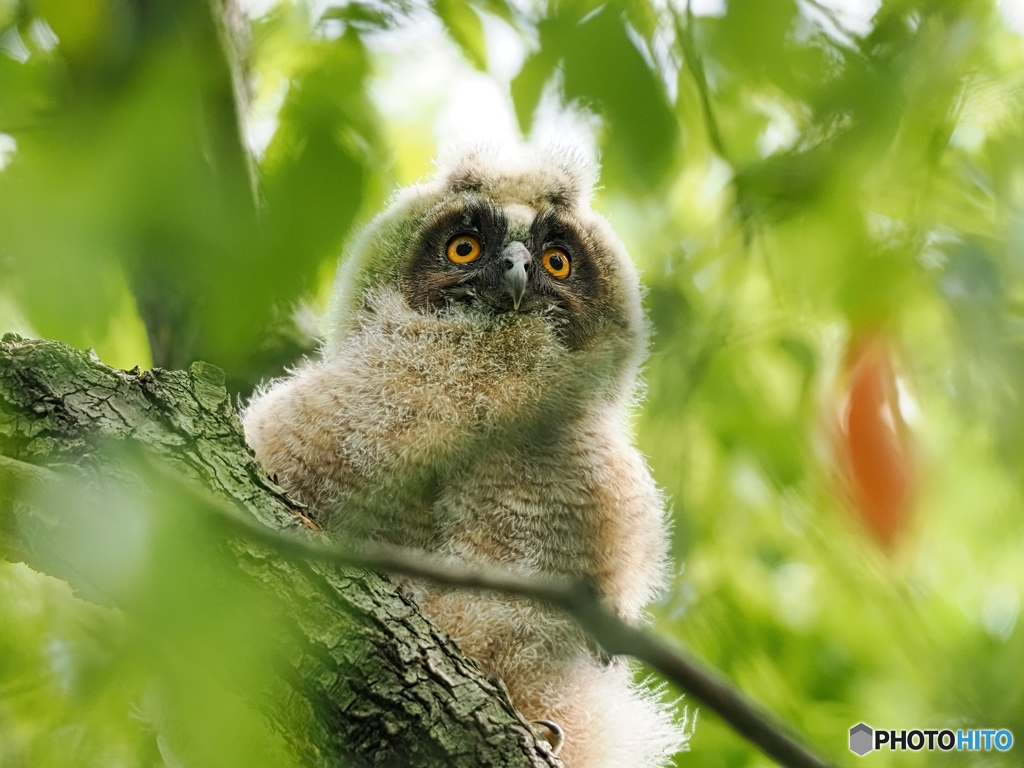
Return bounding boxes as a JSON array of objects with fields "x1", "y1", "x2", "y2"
[
  {"x1": 541, "y1": 247, "x2": 571, "y2": 279},
  {"x1": 446, "y1": 234, "x2": 482, "y2": 264}
]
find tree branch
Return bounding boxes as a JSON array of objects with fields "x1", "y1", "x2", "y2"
[
  {"x1": 0, "y1": 334, "x2": 561, "y2": 768},
  {"x1": 207, "y1": 489, "x2": 832, "y2": 768}
]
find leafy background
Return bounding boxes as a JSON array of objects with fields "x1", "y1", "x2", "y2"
[{"x1": 2, "y1": 0, "x2": 1024, "y2": 765}]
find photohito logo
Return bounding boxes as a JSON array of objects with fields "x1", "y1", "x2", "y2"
[{"x1": 849, "y1": 723, "x2": 1014, "y2": 756}]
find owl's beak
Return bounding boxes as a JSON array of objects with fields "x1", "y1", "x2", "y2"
[{"x1": 501, "y1": 242, "x2": 531, "y2": 311}]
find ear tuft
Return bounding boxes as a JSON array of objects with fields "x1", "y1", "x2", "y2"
[{"x1": 436, "y1": 143, "x2": 597, "y2": 208}]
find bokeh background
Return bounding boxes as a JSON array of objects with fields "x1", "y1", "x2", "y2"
[{"x1": 3, "y1": 0, "x2": 1024, "y2": 765}]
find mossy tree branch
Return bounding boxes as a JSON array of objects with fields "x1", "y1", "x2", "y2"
[{"x1": 0, "y1": 334, "x2": 561, "y2": 768}]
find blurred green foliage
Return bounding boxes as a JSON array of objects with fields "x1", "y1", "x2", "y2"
[
  {"x1": 3, "y1": 0, "x2": 1024, "y2": 765},
  {"x1": 0, "y1": 459, "x2": 296, "y2": 767}
]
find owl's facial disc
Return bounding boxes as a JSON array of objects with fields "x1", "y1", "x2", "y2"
[{"x1": 403, "y1": 199, "x2": 606, "y2": 350}]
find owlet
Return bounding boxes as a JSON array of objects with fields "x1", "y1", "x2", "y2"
[{"x1": 242, "y1": 146, "x2": 685, "y2": 767}]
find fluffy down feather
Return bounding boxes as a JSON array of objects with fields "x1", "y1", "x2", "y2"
[{"x1": 242, "y1": 147, "x2": 686, "y2": 767}]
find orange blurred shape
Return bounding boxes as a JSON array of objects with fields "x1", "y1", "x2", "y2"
[{"x1": 839, "y1": 335, "x2": 916, "y2": 549}]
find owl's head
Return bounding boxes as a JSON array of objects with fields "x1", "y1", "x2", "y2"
[{"x1": 327, "y1": 146, "x2": 646, "y2": 370}]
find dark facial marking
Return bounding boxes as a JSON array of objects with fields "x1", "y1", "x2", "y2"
[
  {"x1": 402, "y1": 198, "x2": 507, "y2": 311},
  {"x1": 526, "y1": 208, "x2": 610, "y2": 349},
  {"x1": 403, "y1": 198, "x2": 614, "y2": 351}
]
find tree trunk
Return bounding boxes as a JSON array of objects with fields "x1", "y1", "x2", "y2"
[{"x1": 0, "y1": 333, "x2": 561, "y2": 768}]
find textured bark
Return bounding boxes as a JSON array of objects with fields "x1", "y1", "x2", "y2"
[{"x1": 0, "y1": 333, "x2": 561, "y2": 768}]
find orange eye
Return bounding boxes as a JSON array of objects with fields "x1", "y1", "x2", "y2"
[
  {"x1": 541, "y1": 247, "x2": 570, "y2": 279},
  {"x1": 446, "y1": 234, "x2": 482, "y2": 264}
]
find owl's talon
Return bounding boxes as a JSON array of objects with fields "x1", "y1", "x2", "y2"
[{"x1": 532, "y1": 719, "x2": 564, "y2": 755}]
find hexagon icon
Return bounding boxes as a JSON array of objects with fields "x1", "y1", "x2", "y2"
[{"x1": 849, "y1": 723, "x2": 874, "y2": 756}]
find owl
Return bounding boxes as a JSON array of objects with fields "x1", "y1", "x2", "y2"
[{"x1": 242, "y1": 147, "x2": 685, "y2": 767}]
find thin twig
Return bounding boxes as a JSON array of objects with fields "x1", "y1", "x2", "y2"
[
  {"x1": 676, "y1": 2, "x2": 726, "y2": 159},
  {"x1": 674, "y1": 2, "x2": 764, "y2": 252},
  {"x1": 211, "y1": 499, "x2": 832, "y2": 768}
]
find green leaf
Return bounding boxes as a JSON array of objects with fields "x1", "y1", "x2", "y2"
[
  {"x1": 510, "y1": 48, "x2": 557, "y2": 134},
  {"x1": 709, "y1": 0, "x2": 800, "y2": 87},
  {"x1": 320, "y1": 1, "x2": 406, "y2": 31},
  {"x1": 475, "y1": 0, "x2": 516, "y2": 27},
  {"x1": 554, "y1": 5, "x2": 680, "y2": 187},
  {"x1": 434, "y1": 0, "x2": 488, "y2": 71}
]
